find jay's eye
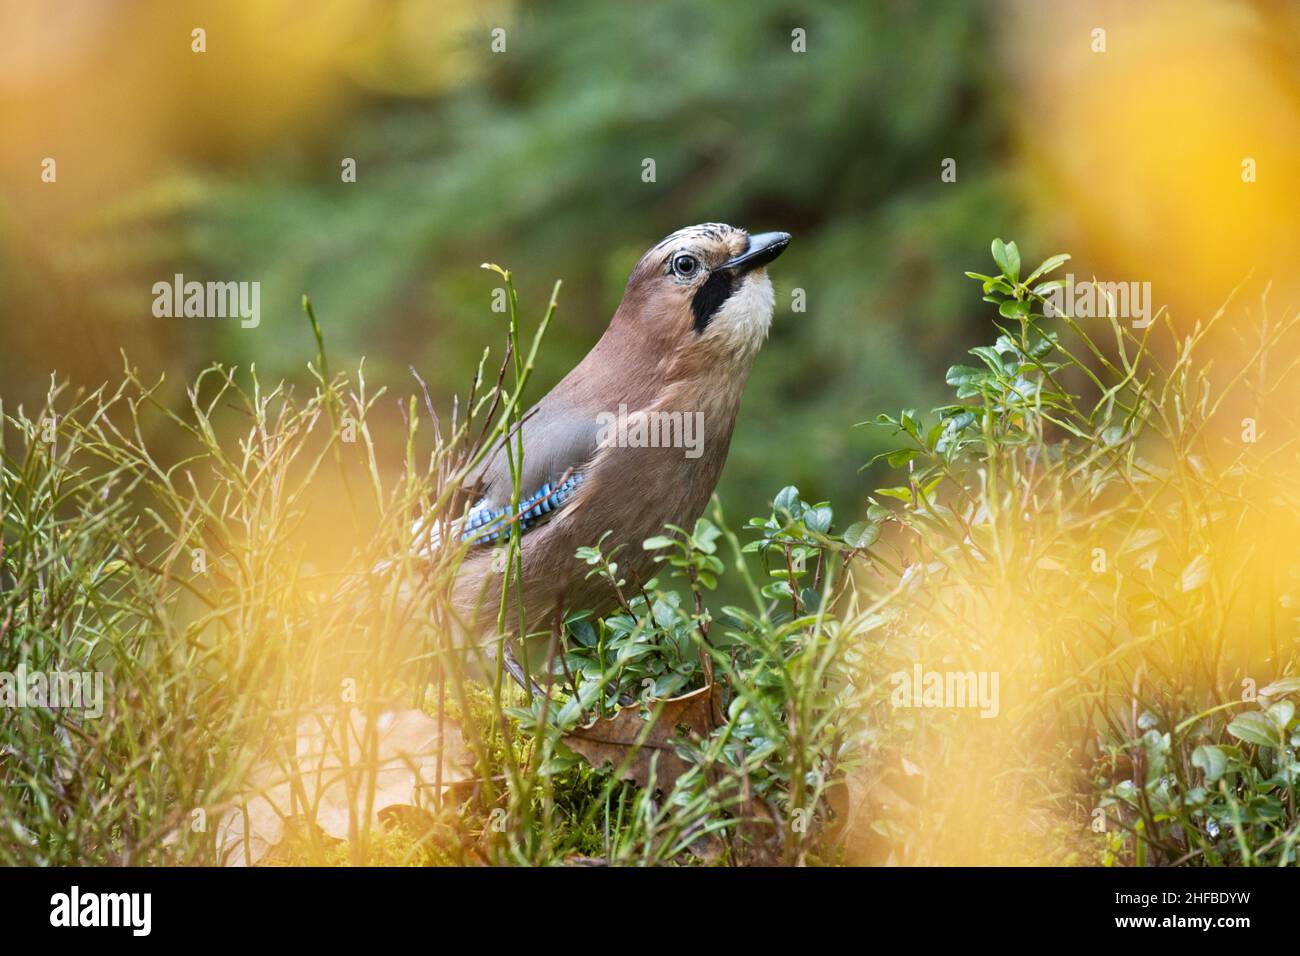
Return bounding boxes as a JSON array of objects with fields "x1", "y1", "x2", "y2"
[{"x1": 671, "y1": 253, "x2": 698, "y2": 277}]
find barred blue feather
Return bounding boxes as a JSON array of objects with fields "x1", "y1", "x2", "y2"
[{"x1": 460, "y1": 472, "x2": 585, "y2": 546}]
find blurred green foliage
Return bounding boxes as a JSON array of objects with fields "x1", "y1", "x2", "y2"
[{"x1": 3, "y1": 1, "x2": 1033, "y2": 524}]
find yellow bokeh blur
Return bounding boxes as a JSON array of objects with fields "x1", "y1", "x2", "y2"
[{"x1": 1007, "y1": 0, "x2": 1300, "y2": 317}]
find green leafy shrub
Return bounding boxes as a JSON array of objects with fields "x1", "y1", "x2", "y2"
[{"x1": 3, "y1": 245, "x2": 1295, "y2": 866}]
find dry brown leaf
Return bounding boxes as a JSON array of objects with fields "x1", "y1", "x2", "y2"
[
  {"x1": 215, "y1": 707, "x2": 473, "y2": 866},
  {"x1": 563, "y1": 684, "x2": 719, "y2": 791}
]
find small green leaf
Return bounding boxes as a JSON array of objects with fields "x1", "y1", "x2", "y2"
[
  {"x1": 899, "y1": 409, "x2": 920, "y2": 439},
  {"x1": 1191, "y1": 744, "x2": 1228, "y2": 783},
  {"x1": 875, "y1": 486, "x2": 913, "y2": 502},
  {"x1": 1267, "y1": 700, "x2": 1295, "y2": 730},
  {"x1": 1024, "y1": 253, "x2": 1070, "y2": 285},
  {"x1": 944, "y1": 411, "x2": 976, "y2": 433},
  {"x1": 991, "y1": 239, "x2": 1009, "y2": 277},
  {"x1": 991, "y1": 238, "x2": 1020, "y2": 282},
  {"x1": 773, "y1": 486, "x2": 801, "y2": 516},
  {"x1": 804, "y1": 505, "x2": 833, "y2": 534},
  {"x1": 886, "y1": 448, "x2": 919, "y2": 468},
  {"x1": 945, "y1": 365, "x2": 988, "y2": 387},
  {"x1": 691, "y1": 518, "x2": 721, "y2": 553},
  {"x1": 1228, "y1": 711, "x2": 1280, "y2": 748},
  {"x1": 1260, "y1": 676, "x2": 1300, "y2": 698},
  {"x1": 843, "y1": 521, "x2": 881, "y2": 549}
]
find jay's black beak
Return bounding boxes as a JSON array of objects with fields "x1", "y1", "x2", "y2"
[{"x1": 721, "y1": 231, "x2": 791, "y2": 274}]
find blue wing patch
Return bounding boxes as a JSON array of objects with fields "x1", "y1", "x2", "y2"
[{"x1": 460, "y1": 471, "x2": 584, "y2": 546}]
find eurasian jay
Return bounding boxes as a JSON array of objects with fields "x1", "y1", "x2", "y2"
[{"x1": 433, "y1": 223, "x2": 790, "y2": 688}]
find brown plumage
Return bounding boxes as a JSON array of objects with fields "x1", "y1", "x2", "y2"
[{"x1": 446, "y1": 223, "x2": 790, "y2": 671}]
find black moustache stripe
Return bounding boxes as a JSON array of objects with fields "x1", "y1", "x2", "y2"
[{"x1": 692, "y1": 269, "x2": 734, "y2": 334}]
